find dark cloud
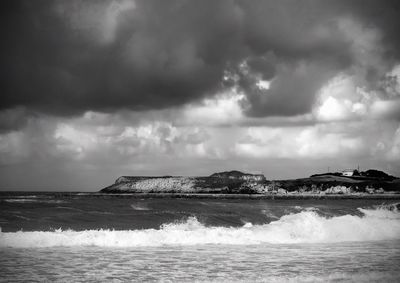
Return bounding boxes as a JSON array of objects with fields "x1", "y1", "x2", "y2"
[
  {"x1": 239, "y1": 61, "x2": 338, "y2": 117},
  {"x1": 334, "y1": 0, "x2": 400, "y2": 60},
  {"x1": 0, "y1": 108, "x2": 29, "y2": 133},
  {"x1": 1, "y1": 0, "x2": 400, "y2": 121}
]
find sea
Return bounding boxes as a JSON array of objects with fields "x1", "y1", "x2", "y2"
[{"x1": 0, "y1": 192, "x2": 400, "y2": 282}]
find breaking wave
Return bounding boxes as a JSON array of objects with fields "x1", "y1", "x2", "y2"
[{"x1": 1, "y1": 204, "x2": 399, "y2": 248}]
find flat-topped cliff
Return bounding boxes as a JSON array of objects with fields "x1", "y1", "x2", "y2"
[{"x1": 101, "y1": 171, "x2": 266, "y2": 194}]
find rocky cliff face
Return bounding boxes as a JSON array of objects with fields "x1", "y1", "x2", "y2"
[
  {"x1": 209, "y1": 171, "x2": 266, "y2": 181},
  {"x1": 101, "y1": 171, "x2": 266, "y2": 193}
]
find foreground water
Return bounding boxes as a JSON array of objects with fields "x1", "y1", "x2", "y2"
[{"x1": 1, "y1": 192, "x2": 400, "y2": 282}]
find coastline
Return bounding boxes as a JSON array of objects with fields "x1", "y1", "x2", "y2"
[
  {"x1": 85, "y1": 192, "x2": 400, "y2": 199},
  {"x1": 100, "y1": 170, "x2": 400, "y2": 196},
  {"x1": 2, "y1": 191, "x2": 400, "y2": 200}
]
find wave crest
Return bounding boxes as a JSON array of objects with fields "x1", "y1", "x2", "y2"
[{"x1": 1, "y1": 205, "x2": 400, "y2": 248}]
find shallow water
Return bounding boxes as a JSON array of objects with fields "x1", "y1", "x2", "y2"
[
  {"x1": 1, "y1": 192, "x2": 399, "y2": 282},
  {"x1": 2, "y1": 242, "x2": 400, "y2": 282}
]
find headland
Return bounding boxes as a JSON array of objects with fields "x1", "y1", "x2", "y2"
[{"x1": 100, "y1": 169, "x2": 400, "y2": 197}]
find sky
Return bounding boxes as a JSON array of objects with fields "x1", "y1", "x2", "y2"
[{"x1": 1, "y1": 0, "x2": 400, "y2": 191}]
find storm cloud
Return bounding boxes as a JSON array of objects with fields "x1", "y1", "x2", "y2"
[
  {"x1": 1, "y1": 0, "x2": 400, "y2": 120},
  {"x1": 1, "y1": 0, "x2": 400, "y2": 190}
]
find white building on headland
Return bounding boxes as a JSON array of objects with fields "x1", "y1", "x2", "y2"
[{"x1": 342, "y1": 169, "x2": 357, "y2": 177}]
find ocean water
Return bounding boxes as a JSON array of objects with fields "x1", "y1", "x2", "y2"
[{"x1": 1, "y1": 192, "x2": 400, "y2": 282}]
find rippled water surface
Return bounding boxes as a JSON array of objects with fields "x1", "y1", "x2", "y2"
[{"x1": 2, "y1": 242, "x2": 400, "y2": 282}]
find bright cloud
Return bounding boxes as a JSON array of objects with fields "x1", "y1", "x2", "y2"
[{"x1": 182, "y1": 92, "x2": 245, "y2": 126}]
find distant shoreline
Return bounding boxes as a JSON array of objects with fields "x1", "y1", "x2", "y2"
[
  {"x1": 85, "y1": 192, "x2": 400, "y2": 199},
  {"x1": 1, "y1": 191, "x2": 400, "y2": 200}
]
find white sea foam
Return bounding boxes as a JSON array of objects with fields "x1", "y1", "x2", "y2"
[
  {"x1": 4, "y1": 199, "x2": 65, "y2": 204},
  {"x1": 1, "y1": 205, "x2": 400, "y2": 248},
  {"x1": 4, "y1": 198, "x2": 39, "y2": 203},
  {"x1": 255, "y1": 272, "x2": 400, "y2": 283},
  {"x1": 130, "y1": 203, "x2": 151, "y2": 211}
]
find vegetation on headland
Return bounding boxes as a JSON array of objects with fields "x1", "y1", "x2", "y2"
[{"x1": 100, "y1": 170, "x2": 400, "y2": 195}]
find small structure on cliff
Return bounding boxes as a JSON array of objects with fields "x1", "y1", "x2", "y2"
[{"x1": 342, "y1": 169, "x2": 358, "y2": 177}]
